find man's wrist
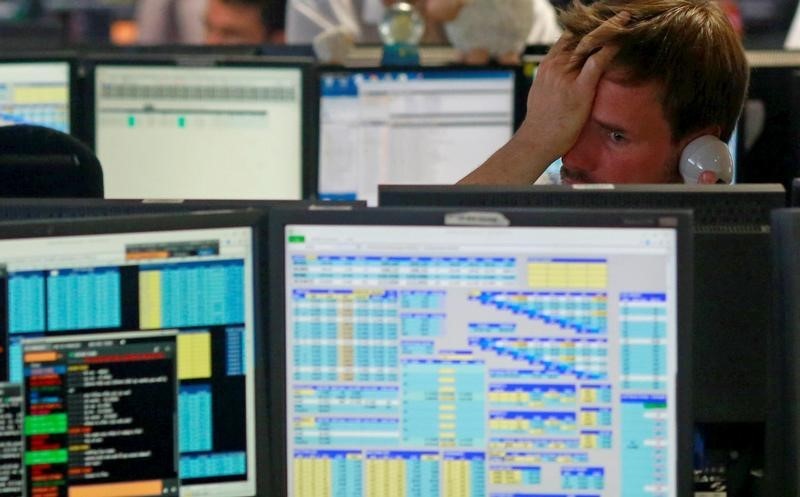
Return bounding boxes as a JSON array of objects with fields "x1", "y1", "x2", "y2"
[{"x1": 514, "y1": 118, "x2": 561, "y2": 167}]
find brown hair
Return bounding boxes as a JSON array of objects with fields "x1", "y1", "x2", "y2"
[{"x1": 560, "y1": 0, "x2": 748, "y2": 142}]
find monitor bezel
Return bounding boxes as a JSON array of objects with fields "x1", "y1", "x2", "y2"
[
  {"x1": 377, "y1": 183, "x2": 786, "y2": 230},
  {"x1": 768, "y1": 208, "x2": 800, "y2": 496},
  {"x1": 0, "y1": 197, "x2": 365, "y2": 221},
  {"x1": 84, "y1": 55, "x2": 318, "y2": 199},
  {"x1": 0, "y1": 209, "x2": 270, "y2": 497},
  {"x1": 0, "y1": 54, "x2": 81, "y2": 141},
  {"x1": 268, "y1": 206, "x2": 693, "y2": 497}
]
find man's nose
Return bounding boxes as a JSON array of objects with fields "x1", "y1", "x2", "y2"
[{"x1": 562, "y1": 136, "x2": 596, "y2": 172}]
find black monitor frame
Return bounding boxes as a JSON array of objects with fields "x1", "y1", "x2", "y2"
[
  {"x1": 268, "y1": 206, "x2": 693, "y2": 497},
  {"x1": 767, "y1": 208, "x2": 800, "y2": 496},
  {"x1": 84, "y1": 54, "x2": 319, "y2": 199},
  {"x1": 0, "y1": 209, "x2": 271, "y2": 497},
  {"x1": 379, "y1": 184, "x2": 785, "y2": 232},
  {"x1": 0, "y1": 197, "x2": 364, "y2": 222},
  {"x1": 0, "y1": 54, "x2": 81, "y2": 140}
]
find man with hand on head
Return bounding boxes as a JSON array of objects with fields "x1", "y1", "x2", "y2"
[{"x1": 459, "y1": 0, "x2": 748, "y2": 186}]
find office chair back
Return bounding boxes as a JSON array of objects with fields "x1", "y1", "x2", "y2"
[{"x1": 0, "y1": 125, "x2": 103, "y2": 198}]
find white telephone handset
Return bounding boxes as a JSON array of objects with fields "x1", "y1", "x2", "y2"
[{"x1": 679, "y1": 135, "x2": 733, "y2": 184}]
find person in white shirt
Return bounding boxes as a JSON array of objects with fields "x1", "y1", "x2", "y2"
[{"x1": 136, "y1": 0, "x2": 208, "y2": 44}]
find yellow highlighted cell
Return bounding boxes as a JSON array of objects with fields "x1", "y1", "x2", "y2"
[
  {"x1": 138, "y1": 271, "x2": 162, "y2": 329},
  {"x1": 178, "y1": 332, "x2": 212, "y2": 379}
]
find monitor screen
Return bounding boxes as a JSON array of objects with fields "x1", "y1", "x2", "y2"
[
  {"x1": 22, "y1": 330, "x2": 179, "y2": 497},
  {"x1": 94, "y1": 62, "x2": 305, "y2": 200},
  {"x1": 281, "y1": 216, "x2": 683, "y2": 496},
  {"x1": 0, "y1": 217, "x2": 261, "y2": 497},
  {"x1": 317, "y1": 68, "x2": 517, "y2": 205},
  {"x1": 0, "y1": 61, "x2": 70, "y2": 133},
  {"x1": 0, "y1": 382, "x2": 21, "y2": 497}
]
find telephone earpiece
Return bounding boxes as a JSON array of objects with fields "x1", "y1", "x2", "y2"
[{"x1": 678, "y1": 135, "x2": 733, "y2": 184}]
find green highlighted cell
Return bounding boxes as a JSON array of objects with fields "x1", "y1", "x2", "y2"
[
  {"x1": 25, "y1": 449, "x2": 68, "y2": 465},
  {"x1": 288, "y1": 235, "x2": 305, "y2": 244},
  {"x1": 128, "y1": 116, "x2": 136, "y2": 127},
  {"x1": 178, "y1": 116, "x2": 186, "y2": 128},
  {"x1": 25, "y1": 414, "x2": 67, "y2": 435}
]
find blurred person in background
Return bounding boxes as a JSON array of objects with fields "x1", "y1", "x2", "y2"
[
  {"x1": 136, "y1": 0, "x2": 208, "y2": 44},
  {"x1": 205, "y1": 0, "x2": 285, "y2": 44}
]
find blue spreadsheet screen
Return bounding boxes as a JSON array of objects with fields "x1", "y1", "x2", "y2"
[
  {"x1": 0, "y1": 227, "x2": 258, "y2": 497},
  {"x1": 284, "y1": 225, "x2": 679, "y2": 497},
  {"x1": 0, "y1": 62, "x2": 70, "y2": 133}
]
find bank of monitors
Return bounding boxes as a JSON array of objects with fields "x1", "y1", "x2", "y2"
[
  {"x1": 317, "y1": 67, "x2": 519, "y2": 204},
  {"x1": 23, "y1": 331, "x2": 179, "y2": 497},
  {"x1": 270, "y1": 207, "x2": 692, "y2": 497},
  {"x1": 0, "y1": 58, "x2": 75, "y2": 134},
  {"x1": 0, "y1": 210, "x2": 267, "y2": 497},
  {"x1": 89, "y1": 57, "x2": 313, "y2": 200}
]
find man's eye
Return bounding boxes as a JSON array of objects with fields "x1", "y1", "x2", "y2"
[{"x1": 610, "y1": 131, "x2": 626, "y2": 143}]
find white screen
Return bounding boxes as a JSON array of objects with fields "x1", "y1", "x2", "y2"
[
  {"x1": 318, "y1": 70, "x2": 516, "y2": 205},
  {"x1": 0, "y1": 226, "x2": 258, "y2": 497},
  {"x1": 96, "y1": 65, "x2": 304, "y2": 200},
  {"x1": 284, "y1": 224, "x2": 679, "y2": 497},
  {"x1": 0, "y1": 62, "x2": 70, "y2": 132}
]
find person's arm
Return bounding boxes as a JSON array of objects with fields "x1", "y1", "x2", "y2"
[{"x1": 459, "y1": 13, "x2": 629, "y2": 185}]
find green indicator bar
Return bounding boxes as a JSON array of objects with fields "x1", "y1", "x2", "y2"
[
  {"x1": 25, "y1": 449, "x2": 68, "y2": 465},
  {"x1": 178, "y1": 116, "x2": 186, "y2": 128},
  {"x1": 288, "y1": 235, "x2": 305, "y2": 243},
  {"x1": 643, "y1": 403, "x2": 667, "y2": 409},
  {"x1": 25, "y1": 414, "x2": 67, "y2": 435},
  {"x1": 128, "y1": 116, "x2": 136, "y2": 127}
]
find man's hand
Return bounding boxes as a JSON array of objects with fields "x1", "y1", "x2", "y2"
[
  {"x1": 522, "y1": 11, "x2": 629, "y2": 165},
  {"x1": 459, "y1": 12, "x2": 629, "y2": 185}
]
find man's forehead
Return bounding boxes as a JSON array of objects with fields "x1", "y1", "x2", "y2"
[{"x1": 593, "y1": 71, "x2": 670, "y2": 133}]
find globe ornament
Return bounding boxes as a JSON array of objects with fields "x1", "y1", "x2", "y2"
[{"x1": 380, "y1": 2, "x2": 424, "y2": 65}]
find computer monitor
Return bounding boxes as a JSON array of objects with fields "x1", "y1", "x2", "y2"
[
  {"x1": 0, "y1": 198, "x2": 365, "y2": 222},
  {"x1": 378, "y1": 184, "x2": 785, "y2": 426},
  {"x1": 0, "y1": 57, "x2": 75, "y2": 135},
  {"x1": 0, "y1": 382, "x2": 21, "y2": 496},
  {"x1": 22, "y1": 330, "x2": 180, "y2": 497},
  {"x1": 0, "y1": 210, "x2": 268, "y2": 497},
  {"x1": 269, "y1": 207, "x2": 692, "y2": 497},
  {"x1": 89, "y1": 56, "x2": 314, "y2": 200},
  {"x1": 317, "y1": 66, "x2": 519, "y2": 205},
  {"x1": 767, "y1": 208, "x2": 800, "y2": 496}
]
